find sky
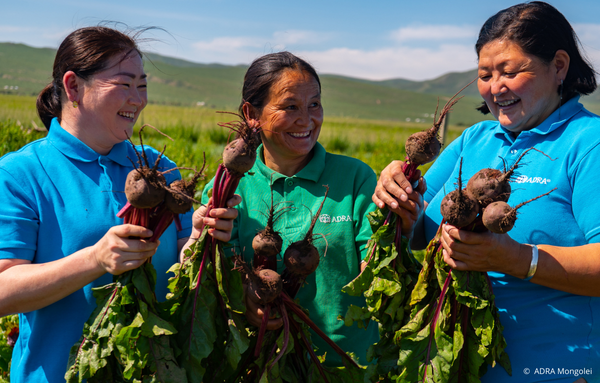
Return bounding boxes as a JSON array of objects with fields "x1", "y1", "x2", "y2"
[{"x1": 3, "y1": 0, "x2": 600, "y2": 81}]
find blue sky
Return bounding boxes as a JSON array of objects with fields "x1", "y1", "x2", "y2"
[{"x1": 3, "y1": 0, "x2": 600, "y2": 81}]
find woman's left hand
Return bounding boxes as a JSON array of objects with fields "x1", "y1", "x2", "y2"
[
  {"x1": 440, "y1": 223, "x2": 529, "y2": 277},
  {"x1": 191, "y1": 195, "x2": 241, "y2": 243}
]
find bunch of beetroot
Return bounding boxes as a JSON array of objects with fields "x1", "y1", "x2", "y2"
[
  {"x1": 394, "y1": 150, "x2": 556, "y2": 382},
  {"x1": 66, "y1": 125, "x2": 202, "y2": 382},
  {"x1": 162, "y1": 114, "x2": 262, "y2": 382},
  {"x1": 235, "y1": 186, "x2": 364, "y2": 382},
  {"x1": 117, "y1": 125, "x2": 204, "y2": 242},
  {"x1": 341, "y1": 87, "x2": 469, "y2": 381}
]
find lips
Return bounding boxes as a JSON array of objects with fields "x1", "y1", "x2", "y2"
[
  {"x1": 288, "y1": 131, "x2": 311, "y2": 138},
  {"x1": 496, "y1": 99, "x2": 520, "y2": 107},
  {"x1": 118, "y1": 111, "x2": 136, "y2": 120}
]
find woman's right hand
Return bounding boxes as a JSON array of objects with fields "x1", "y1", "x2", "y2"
[
  {"x1": 244, "y1": 285, "x2": 283, "y2": 330},
  {"x1": 372, "y1": 160, "x2": 427, "y2": 236},
  {"x1": 91, "y1": 224, "x2": 159, "y2": 275}
]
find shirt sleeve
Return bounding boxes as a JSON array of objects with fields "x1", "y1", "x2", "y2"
[{"x1": 0, "y1": 167, "x2": 38, "y2": 260}]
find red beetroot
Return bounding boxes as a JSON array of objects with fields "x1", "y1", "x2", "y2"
[
  {"x1": 466, "y1": 147, "x2": 542, "y2": 208},
  {"x1": 440, "y1": 158, "x2": 480, "y2": 228},
  {"x1": 282, "y1": 186, "x2": 329, "y2": 298},
  {"x1": 482, "y1": 188, "x2": 557, "y2": 234},
  {"x1": 252, "y1": 180, "x2": 287, "y2": 271},
  {"x1": 402, "y1": 79, "x2": 475, "y2": 183},
  {"x1": 125, "y1": 168, "x2": 166, "y2": 209},
  {"x1": 246, "y1": 268, "x2": 283, "y2": 306}
]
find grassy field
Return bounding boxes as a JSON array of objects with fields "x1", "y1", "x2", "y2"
[{"x1": 0, "y1": 94, "x2": 466, "y2": 190}]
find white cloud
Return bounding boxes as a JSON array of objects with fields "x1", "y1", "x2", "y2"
[
  {"x1": 391, "y1": 24, "x2": 478, "y2": 42},
  {"x1": 298, "y1": 44, "x2": 478, "y2": 81},
  {"x1": 0, "y1": 25, "x2": 30, "y2": 33},
  {"x1": 272, "y1": 30, "x2": 327, "y2": 45},
  {"x1": 192, "y1": 36, "x2": 262, "y2": 53}
]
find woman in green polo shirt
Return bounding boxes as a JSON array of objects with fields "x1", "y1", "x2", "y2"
[{"x1": 202, "y1": 51, "x2": 423, "y2": 367}]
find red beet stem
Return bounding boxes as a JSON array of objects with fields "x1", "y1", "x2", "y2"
[
  {"x1": 288, "y1": 317, "x2": 330, "y2": 383},
  {"x1": 423, "y1": 269, "x2": 453, "y2": 383},
  {"x1": 269, "y1": 302, "x2": 290, "y2": 370},
  {"x1": 254, "y1": 304, "x2": 271, "y2": 358},
  {"x1": 281, "y1": 291, "x2": 359, "y2": 368}
]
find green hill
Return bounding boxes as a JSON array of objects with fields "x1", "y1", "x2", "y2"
[{"x1": 1, "y1": 42, "x2": 598, "y2": 126}]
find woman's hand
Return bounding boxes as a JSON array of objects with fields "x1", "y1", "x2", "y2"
[
  {"x1": 91, "y1": 224, "x2": 159, "y2": 275},
  {"x1": 373, "y1": 160, "x2": 426, "y2": 237},
  {"x1": 244, "y1": 285, "x2": 283, "y2": 330},
  {"x1": 191, "y1": 195, "x2": 241, "y2": 242},
  {"x1": 440, "y1": 223, "x2": 529, "y2": 277}
]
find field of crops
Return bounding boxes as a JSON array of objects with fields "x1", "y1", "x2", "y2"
[{"x1": 0, "y1": 94, "x2": 466, "y2": 187}]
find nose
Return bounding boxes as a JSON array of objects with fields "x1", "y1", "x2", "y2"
[
  {"x1": 296, "y1": 107, "x2": 310, "y2": 127},
  {"x1": 490, "y1": 75, "x2": 507, "y2": 97},
  {"x1": 129, "y1": 88, "x2": 146, "y2": 108}
]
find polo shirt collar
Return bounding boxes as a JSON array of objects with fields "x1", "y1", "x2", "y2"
[
  {"x1": 255, "y1": 142, "x2": 326, "y2": 183},
  {"x1": 494, "y1": 95, "x2": 583, "y2": 139},
  {"x1": 47, "y1": 117, "x2": 131, "y2": 166}
]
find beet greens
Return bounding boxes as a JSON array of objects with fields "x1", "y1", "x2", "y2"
[
  {"x1": 66, "y1": 125, "x2": 196, "y2": 382},
  {"x1": 161, "y1": 114, "x2": 261, "y2": 382},
  {"x1": 341, "y1": 84, "x2": 473, "y2": 381}
]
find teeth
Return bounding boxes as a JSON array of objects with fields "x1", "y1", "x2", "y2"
[
  {"x1": 497, "y1": 100, "x2": 518, "y2": 107},
  {"x1": 119, "y1": 111, "x2": 135, "y2": 119},
  {"x1": 289, "y1": 131, "x2": 310, "y2": 138}
]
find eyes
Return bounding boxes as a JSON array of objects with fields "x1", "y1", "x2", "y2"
[
  {"x1": 119, "y1": 82, "x2": 147, "y2": 89},
  {"x1": 284, "y1": 101, "x2": 321, "y2": 110},
  {"x1": 478, "y1": 71, "x2": 518, "y2": 81}
]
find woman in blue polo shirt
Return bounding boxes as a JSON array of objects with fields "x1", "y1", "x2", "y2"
[
  {"x1": 0, "y1": 27, "x2": 237, "y2": 383},
  {"x1": 375, "y1": 2, "x2": 600, "y2": 382}
]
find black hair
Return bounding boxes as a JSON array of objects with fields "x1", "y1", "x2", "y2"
[
  {"x1": 37, "y1": 26, "x2": 145, "y2": 129},
  {"x1": 475, "y1": 1, "x2": 596, "y2": 114},
  {"x1": 239, "y1": 51, "x2": 321, "y2": 118}
]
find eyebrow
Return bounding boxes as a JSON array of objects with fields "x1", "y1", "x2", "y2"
[{"x1": 116, "y1": 72, "x2": 147, "y2": 80}]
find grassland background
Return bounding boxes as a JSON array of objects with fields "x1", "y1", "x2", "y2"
[{"x1": 0, "y1": 93, "x2": 467, "y2": 191}]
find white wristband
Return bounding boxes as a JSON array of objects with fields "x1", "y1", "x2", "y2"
[{"x1": 524, "y1": 245, "x2": 538, "y2": 281}]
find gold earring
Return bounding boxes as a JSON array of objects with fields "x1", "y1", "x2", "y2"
[{"x1": 73, "y1": 101, "x2": 78, "y2": 108}]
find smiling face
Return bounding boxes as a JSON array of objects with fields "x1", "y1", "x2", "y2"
[
  {"x1": 477, "y1": 39, "x2": 563, "y2": 134},
  {"x1": 253, "y1": 69, "x2": 323, "y2": 175},
  {"x1": 75, "y1": 52, "x2": 148, "y2": 152}
]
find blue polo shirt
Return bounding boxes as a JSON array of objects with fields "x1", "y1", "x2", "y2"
[
  {"x1": 202, "y1": 142, "x2": 379, "y2": 367},
  {"x1": 423, "y1": 96, "x2": 600, "y2": 382},
  {"x1": 0, "y1": 118, "x2": 192, "y2": 383}
]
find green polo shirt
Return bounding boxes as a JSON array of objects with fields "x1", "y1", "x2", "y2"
[{"x1": 202, "y1": 142, "x2": 379, "y2": 366}]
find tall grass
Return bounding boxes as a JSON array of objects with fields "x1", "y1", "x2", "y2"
[{"x1": 0, "y1": 94, "x2": 466, "y2": 190}]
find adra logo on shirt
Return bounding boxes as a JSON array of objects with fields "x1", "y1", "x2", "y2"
[
  {"x1": 319, "y1": 214, "x2": 352, "y2": 224},
  {"x1": 514, "y1": 175, "x2": 552, "y2": 185}
]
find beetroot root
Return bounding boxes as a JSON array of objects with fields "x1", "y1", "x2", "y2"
[
  {"x1": 125, "y1": 168, "x2": 167, "y2": 209},
  {"x1": 247, "y1": 268, "x2": 283, "y2": 306},
  {"x1": 482, "y1": 187, "x2": 557, "y2": 234},
  {"x1": 482, "y1": 201, "x2": 514, "y2": 234},
  {"x1": 283, "y1": 243, "x2": 320, "y2": 278},
  {"x1": 222, "y1": 137, "x2": 258, "y2": 175},
  {"x1": 440, "y1": 188, "x2": 480, "y2": 228}
]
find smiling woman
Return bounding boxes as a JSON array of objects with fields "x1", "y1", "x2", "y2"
[
  {"x1": 201, "y1": 51, "x2": 388, "y2": 368},
  {"x1": 0, "y1": 26, "x2": 238, "y2": 383},
  {"x1": 374, "y1": 2, "x2": 600, "y2": 382}
]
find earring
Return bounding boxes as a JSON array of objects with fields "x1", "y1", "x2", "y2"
[
  {"x1": 73, "y1": 101, "x2": 78, "y2": 108},
  {"x1": 559, "y1": 79, "x2": 563, "y2": 102},
  {"x1": 558, "y1": 79, "x2": 563, "y2": 120}
]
